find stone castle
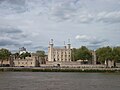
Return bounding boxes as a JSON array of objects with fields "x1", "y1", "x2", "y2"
[
  {"x1": 1, "y1": 40, "x2": 118, "y2": 68},
  {"x1": 48, "y1": 39, "x2": 71, "y2": 62}
]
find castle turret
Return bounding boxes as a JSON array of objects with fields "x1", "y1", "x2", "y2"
[
  {"x1": 64, "y1": 41, "x2": 67, "y2": 49},
  {"x1": 48, "y1": 39, "x2": 54, "y2": 61},
  {"x1": 92, "y1": 50, "x2": 96, "y2": 65},
  {"x1": 67, "y1": 39, "x2": 71, "y2": 49},
  {"x1": 67, "y1": 39, "x2": 71, "y2": 61}
]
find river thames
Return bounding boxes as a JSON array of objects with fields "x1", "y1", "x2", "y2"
[{"x1": 0, "y1": 72, "x2": 120, "y2": 90}]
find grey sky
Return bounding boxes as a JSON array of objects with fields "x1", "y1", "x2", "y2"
[{"x1": 0, "y1": 0, "x2": 120, "y2": 52}]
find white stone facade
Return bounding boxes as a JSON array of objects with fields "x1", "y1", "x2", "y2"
[
  {"x1": 13, "y1": 56, "x2": 40, "y2": 67},
  {"x1": 48, "y1": 40, "x2": 71, "y2": 62}
]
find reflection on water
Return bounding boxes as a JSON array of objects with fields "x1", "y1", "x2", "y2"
[{"x1": 0, "y1": 72, "x2": 120, "y2": 90}]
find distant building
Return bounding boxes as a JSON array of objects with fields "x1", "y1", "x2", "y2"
[
  {"x1": 19, "y1": 47, "x2": 27, "y2": 54},
  {"x1": 13, "y1": 54, "x2": 40, "y2": 67},
  {"x1": 0, "y1": 56, "x2": 14, "y2": 67},
  {"x1": 48, "y1": 39, "x2": 71, "y2": 62}
]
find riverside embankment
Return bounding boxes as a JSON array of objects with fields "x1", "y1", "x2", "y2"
[{"x1": 0, "y1": 67, "x2": 120, "y2": 73}]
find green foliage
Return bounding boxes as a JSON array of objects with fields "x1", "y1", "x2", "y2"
[
  {"x1": 96, "y1": 46, "x2": 120, "y2": 63},
  {"x1": 33, "y1": 50, "x2": 46, "y2": 64},
  {"x1": 13, "y1": 52, "x2": 19, "y2": 59},
  {"x1": 78, "y1": 46, "x2": 92, "y2": 60},
  {"x1": 71, "y1": 48, "x2": 79, "y2": 61},
  {"x1": 112, "y1": 47, "x2": 120, "y2": 62},
  {"x1": 0, "y1": 48, "x2": 11, "y2": 60},
  {"x1": 36, "y1": 50, "x2": 45, "y2": 57},
  {"x1": 71, "y1": 46, "x2": 92, "y2": 61},
  {"x1": 96, "y1": 46, "x2": 111, "y2": 63},
  {"x1": 0, "y1": 48, "x2": 11, "y2": 65}
]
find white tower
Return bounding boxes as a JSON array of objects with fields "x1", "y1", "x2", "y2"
[
  {"x1": 92, "y1": 50, "x2": 96, "y2": 65},
  {"x1": 67, "y1": 39, "x2": 71, "y2": 61},
  {"x1": 48, "y1": 39, "x2": 54, "y2": 61},
  {"x1": 67, "y1": 39, "x2": 71, "y2": 49}
]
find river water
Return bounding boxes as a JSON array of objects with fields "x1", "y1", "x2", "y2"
[{"x1": 0, "y1": 72, "x2": 120, "y2": 90}]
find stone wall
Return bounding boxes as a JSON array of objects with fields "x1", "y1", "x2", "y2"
[
  {"x1": 13, "y1": 56, "x2": 40, "y2": 67},
  {"x1": 13, "y1": 59, "x2": 37, "y2": 67},
  {"x1": 45, "y1": 61, "x2": 105, "y2": 68},
  {"x1": 116, "y1": 63, "x2": 120, "y2": 68},
  {"x1": 0, "y1": 59, "x2": 14, "y2": 67}
]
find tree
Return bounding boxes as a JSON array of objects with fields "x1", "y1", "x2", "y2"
[
  {"x1": 112, "y1": 47, "x2": 120, "y2": 67},
  {"x1": 13, "y1": 52, "x2": 19, "y2": 59},
  {"x1": 35, "y1": 50, "x2": 46, "y2": 64},
  {"x1": 0, "y1": 48, "x2": 11, "y2": 66},
  {"x1": 71, "y1": 48, "x2": 79, "y2": 61},
  {"x1": 96, "y1": 46, "x2": 120, "y2": 67},
  {"x1": 36, "y1": 50, "x2": 45, "y2": 57},
  {"x1": 78, "y1": 46, "x2": 92, "y2": 63},
  {"x1": 71, "y1": 46, "x2": 92, "y2": 63},
  {"x1": 96, "y1": 46, "x2": 112, "y2": 64}
]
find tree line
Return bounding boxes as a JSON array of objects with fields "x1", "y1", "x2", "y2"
[
  {"x1": 71, "y1": 46, "x2": 120, "y2": 65},
  {"x1": 0, "y1": 46, "x2": 120, "y2": 66},
  {"x1": 0, "y1": 48, "x2": 46, "y2": 66}
]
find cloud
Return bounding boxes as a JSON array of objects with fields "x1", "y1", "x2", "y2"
[
  {"x1": 46, "y1": 0, "x2": 82, "y2": 21},
  {"x1": 23, "y1": 40, "x2": 32, "y2": 46},
  {"x1": 87, "y1": 44, "x2": 102, "y2": 50},
  {"x1": 32, "y1": 45, "x2": 48, "y2": 53},
  {"x1": 0, "y1": 0, "x2": 27, "y2": 15},
  {"x1": 75, "y1": 35, "x2": 107, "y2": 49},
  {"x1": 0, "y1": 0, "x2": 119, "y2": 52},
  {"x1": 0, "y1": 36, "x2": 33, "y2": 47},
  {"x1": 0, "y1": 27, "x2": 30, "y2": 47},
  {"x1": 96, "y1": 11, "x2": 120, "y2": 23},
  {"x1": 87, "y1": 38, "x2": 107, "y2": 49},
  {"x1": 89, "y1": 39, "x2": 107, "y2": 45},
  {"x1": 46, "y1": 0, "x2": 94, "y2": 23},
  {"x1": 0, "y1": 27, "x2": 26, "y2": 39},
  {"x1": 75, "y1": 35, "x2": 90, "y2": 42},
  {"x1": 5, "y1": 0, "x2": 26, "y2": 5},
  {"x1": 0, "y1": 27, "x2": 22, "y2": 34},
  {"x1": 0, "y1": 37, "x2": 19, "y2": 46},
  {"x1": 76, "y1": 13, "x2": 93, "y2": 23},
  {"x1": 0, "y1": 0, "x2": 119, "y2": 24}
]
